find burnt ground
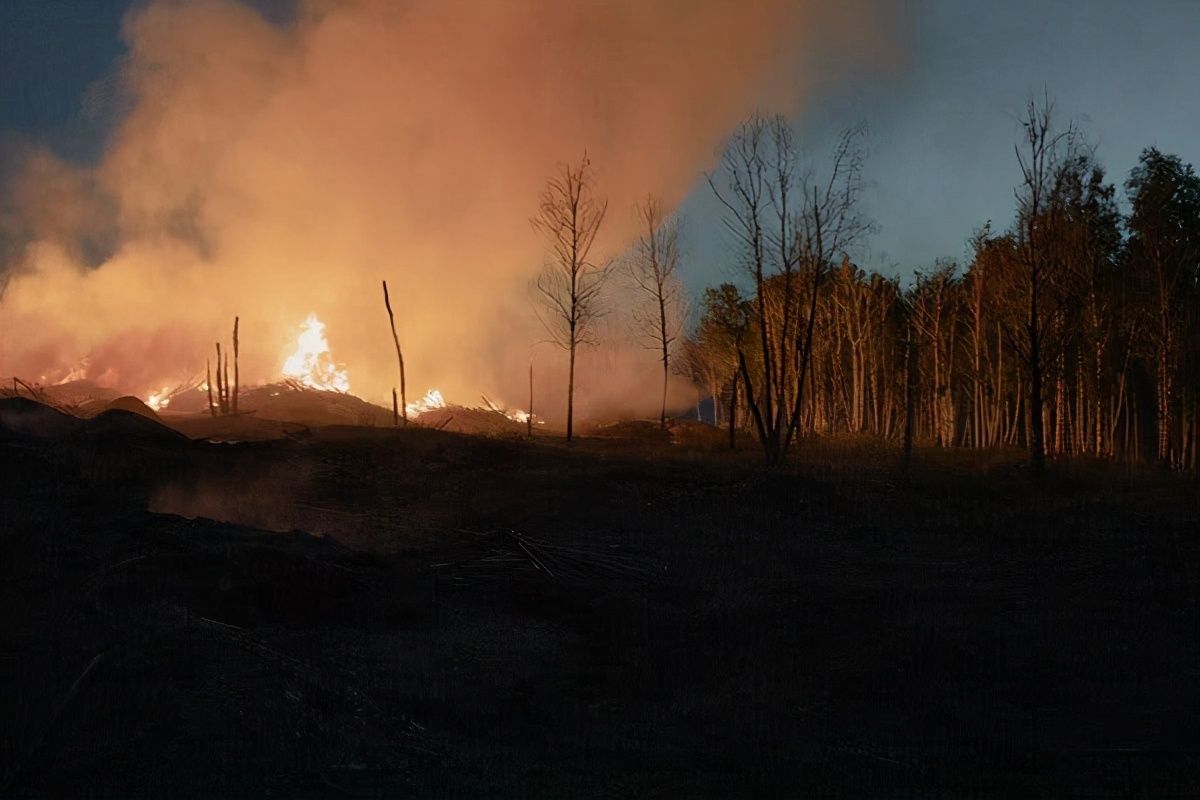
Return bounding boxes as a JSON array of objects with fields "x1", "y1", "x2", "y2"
[{"x1": 1, "y1": 404, "x2": 1198, "y2": 797}]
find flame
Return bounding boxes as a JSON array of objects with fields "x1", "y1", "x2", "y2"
[
  {"x1": 56, "y1": 358, "x2": 89, "y2": 385},
  {"x1": 481, "y1": 393, "x2": 536, "y2": 425},
  {"x1": 146, "y1": 387, "x2": 171, "y2": 411},
  {"x1": 281, "y1": 313, "x2": 350, "y2": 392},
  {"x1": 406, "y1": 388, "x2": 446, "y2": 417}
]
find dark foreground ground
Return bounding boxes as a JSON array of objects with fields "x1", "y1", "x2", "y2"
[{"x1": 2, "y1": 403, "x2": 1197, "y2": 797}]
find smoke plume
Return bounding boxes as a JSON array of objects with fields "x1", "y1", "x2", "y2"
[{"x1": 0, "y1": 0, "x2": 892, "y2": 420}]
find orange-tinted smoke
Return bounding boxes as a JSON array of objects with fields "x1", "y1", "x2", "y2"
[{"x1": 0, "y1": 0, "x2": 895, "y2": 418}]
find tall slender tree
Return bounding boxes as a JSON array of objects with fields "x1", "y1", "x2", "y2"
[
  {"x1": 532, "y1": 153, "x2": 610, "y2": 442},
  {"x1": 1125, "y1": 148, "x2": 1200, "y2": 468},
  {"x1": 1009, "y1": 94, "x2": 1079, "y2": 473},
  {"x1": 628, "y1": 196, "x2": 685, "y2": 429}
]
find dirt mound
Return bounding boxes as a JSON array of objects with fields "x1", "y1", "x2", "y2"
[
  {"x1": 32, "y1": 379, "x2": 122, "y2": 409},
  {"x1": 0, "y1": 397, "x2": 84, "y2": 438},
  {"x1": 81, "y1": 395, "x2": 163, "y2": 421},
  {"x1": 414, "y1": 405, "x2": 526, "y2": 436},
  {"x1": 238, "y1": 385, "x2": 393, "y2": 427},
  {"x1": 169, "y1": 414, "x2": 311, "y2": 442},
  {"x1": 156, "y1": 384, "x2": 393, "y2": 441},
  {"x1": 79, "y1": 408, "x2": 186, "y2": 442},
  {"x1": 0, "y1": 397, "x2": 180, "y2": 442}
]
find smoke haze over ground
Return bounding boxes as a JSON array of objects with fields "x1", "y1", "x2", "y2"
[{"x1": 0, "y1": 0, "x2": 895, "y2": 420}]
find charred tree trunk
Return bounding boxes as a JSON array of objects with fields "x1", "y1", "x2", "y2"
[
  {"x1": 214, "y1": 343, "x2": 225, "y2": 415},
  {"x1": 206, "y1": 359, "x2": 216, "y2": 417},
  {"x1": 382, "y1": 280, "x2": 407, "y2": 425},
  {"x1": 232, "y1": 316, "x2": 239, "y2": 416}
]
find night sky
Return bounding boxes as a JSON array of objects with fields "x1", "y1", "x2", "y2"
[{"x1": 2, "y1": 0, "x2": 1198, "y2": 287}]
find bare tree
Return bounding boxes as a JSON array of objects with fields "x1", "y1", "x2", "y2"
[
  {"x1": 1009, "y1": 93, "x2": 1079, "y2": 474},
  {"x1": 206, "y1": 317, "x2": 240, "y2": 416},
  {"x1": 709, "y1": 114, "x2": 871, "y2": 464},
  {"x1": 680, "y1": 106, "x2": 1195, "y2": 472},
  {"x1": 628, "y1": 195, "x2": 685, "y2": 429},
  {"x1": 231, "y1": 316, "x2": 239, "y2": 415},
  {"x1": 382, "y1": 280, "x2": 407, "y2": 425},
  {"x1": 532, "y1": 153, "x2": 610, "y2": 442}
]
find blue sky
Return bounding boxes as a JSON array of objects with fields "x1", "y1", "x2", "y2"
[
  {"x1": 682, "y1": 0, "x2": 1200, "y2": 285},
  {"x1": 2, "y1": 0, "x2": 1198, "y2": 290}
]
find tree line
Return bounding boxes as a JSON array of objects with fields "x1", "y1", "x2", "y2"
[
  {"x1": 683, "y1": 97, "x2": 1200, "y2": 471},
  {"x1": 532, "y1": 96, "x2": 1199, "y2": 471}
]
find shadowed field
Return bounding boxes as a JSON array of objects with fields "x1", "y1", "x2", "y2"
[{"x1": 2, "y1": 403, "x2": 1197, "y2": 797}]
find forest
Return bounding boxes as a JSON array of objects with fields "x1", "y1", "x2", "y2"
[{"x1": 674, "y1": 97, "x2": 1200, "y2": 471}]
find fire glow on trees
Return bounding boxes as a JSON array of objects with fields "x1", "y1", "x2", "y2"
[
  {"x1": 0, "y1": 0, "x2": 891, "y2": 423},
  {"x1": 281, "y1": 314, "x2": 351, "y2": 393}
]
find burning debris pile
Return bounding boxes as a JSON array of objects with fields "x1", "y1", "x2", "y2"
[
  {"x1": 1, "y1": 379, "x2": 163, "y2": 424},
  {"x1": 408, "y1": 405, "x2": 528, "y2": 437},
  {"x1": 5, "y1": 377, "x2": 534, "y2": 442},
  {"x1": 5, "y1": 311, "x2": 539, "y2": 440},
  {"x1": 282, "y1": 314, "x2": 350, "y2": 393}
]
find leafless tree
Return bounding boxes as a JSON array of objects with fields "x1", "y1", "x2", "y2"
[
  {"x1": 532, "y1": 153, "x2": 610, "y2": 442},
  {"x1": 1009, "y1": 93, "x2": 1079, "y2": 473},
  {"x1": 627, "y1": 195, "x2": 685, "y2": 429},
  {"x1": 206, "y1": 317, "x2": 240, "y2": 416},
  {"x1": 709, "y1": 114, "x2": 871, "y2": 464},
  {"x1": 382, "y1": 280, "x2": 407, "y2": 425}
]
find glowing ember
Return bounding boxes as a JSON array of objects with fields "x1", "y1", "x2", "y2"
[
  {"x1": 146, "y1": 388, "x2": 172, "y2": 411},
  {"x1": 406, "y1": 388, "x2": 446, "y2": 417},
  {"x1": 282, "y1": 313, "x2": 350, "y2": 392}
]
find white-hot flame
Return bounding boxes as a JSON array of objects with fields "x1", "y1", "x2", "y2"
[
  {"x1": 146, "y1": 387, "x2": 171, "y2": 411},
  {"x1": 282, "y1": 313, "x2": 350, "y2": 392},
  {"x1": 406, "y1": 388, "x2": 446, "y2": 417}
]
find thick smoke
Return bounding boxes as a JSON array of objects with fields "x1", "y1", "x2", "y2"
[{"x1": 0, "y1": 0, "x2": 891, "y2": 420}]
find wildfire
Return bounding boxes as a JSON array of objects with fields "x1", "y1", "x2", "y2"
[
  {"x1": 282, "y1": 313, "x2": 350, "y2": 392},
  {"x1": 56, "y1": 358, "x2": 89, "y2": 385},
  {"x1": 146, "y1": 388, "x2": 172, "y2": 411},
  {"x1": 406, "y1": 388, "x2": 446, "y2": 417},
  {"x1": 481, "y1": 394, "x2": 536, "y2": 425}
]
